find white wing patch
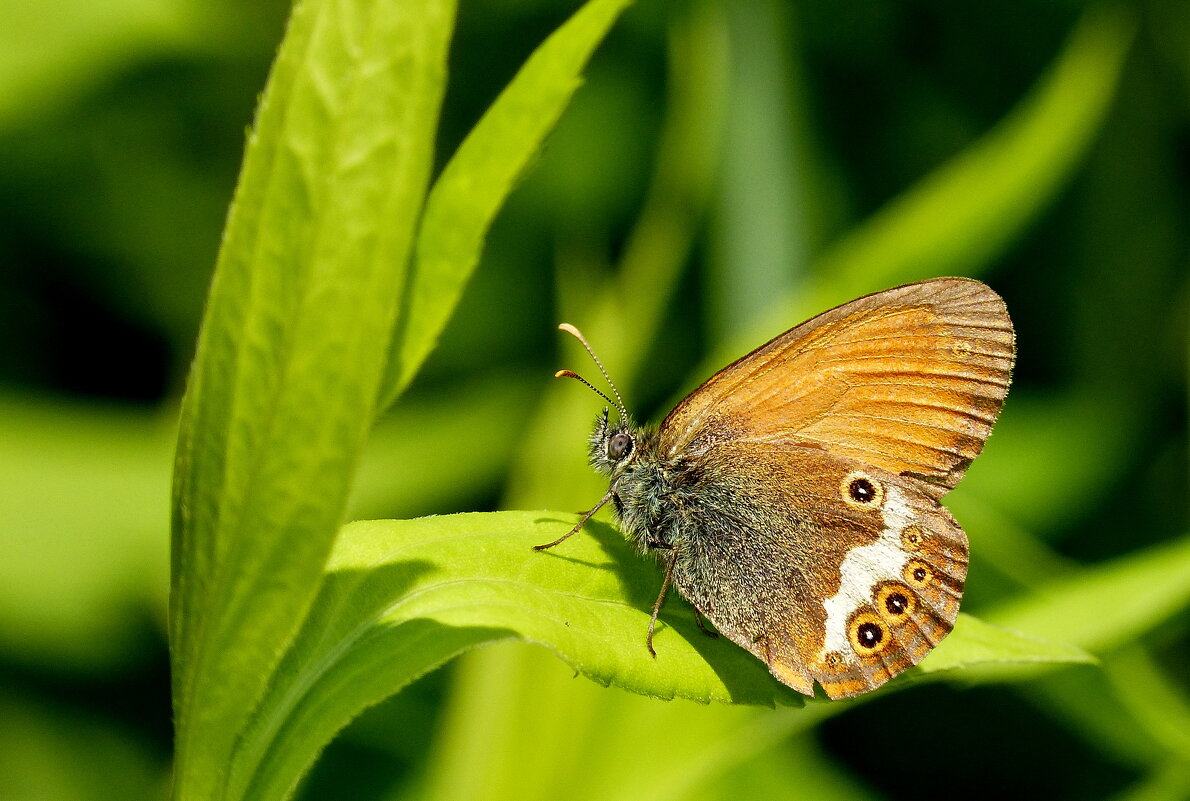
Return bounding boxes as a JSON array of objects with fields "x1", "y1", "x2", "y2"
[{"x1": 819, "y1": 485, "x2": 915, "y2": 662}]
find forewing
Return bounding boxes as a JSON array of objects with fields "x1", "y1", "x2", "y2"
[
  {"x1": 659, "y1": 278, "x2": 1014, "y2": 496},
  {"x1": 668, "y1": 443, "x2": 967, "y2": 699}
]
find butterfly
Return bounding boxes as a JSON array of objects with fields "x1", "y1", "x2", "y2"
[{"x1": 537, "y1": 277, "x2": 1015, "y2": 699}]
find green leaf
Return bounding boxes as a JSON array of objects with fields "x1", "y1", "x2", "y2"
[
  {"x1": 0, "y1": 393, "x2": 170, "y2": 669},
  {"x1": 229, "y1": 512, "x2": 799, "y2": 801},
  {"x1": 914, "y1": 613, "x2": 1095, "y2": 680},
  {"x1": 692, "y1": 2, "x2": 1135, "y2": 383},
  {"x1": 809, "y1": 2, "x2": 1135, "y2": 305},
  {"x1": 1105, "y1": 647, "x2": 1190, "y2": 762},
  {"x1": 379, "y1": 0, "x2": 635, "y2": 406},
  {"x1": 169, "y1": 1, "x2": 454, "y2": 798},
  {"x1": 229, "y1": 510, "x2": 1096, "y2": 801},
  {"x1": 0, "y1": 0, "x2": 198, "y2": 128},
  {"x1": 986, "y1": 534, "x2": 1190, "y2": 653},
  {"x1": 172, "y1": 0, "x2": 637, "y2": 795}
]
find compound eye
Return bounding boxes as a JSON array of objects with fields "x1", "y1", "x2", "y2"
[{"x1": 608, "y1": 432, "x2": 632, "y2": 460}]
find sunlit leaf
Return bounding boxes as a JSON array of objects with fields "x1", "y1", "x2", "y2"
[
  {"x1": 229, "y1": 510, "x2": 1094, "y2": 801},
  {"x1": 169, "y1": 0, "x2": 453, "y2": 797},
  {"x1": 380, "y1": 0, "x2": 636, "y2": 405},
  {"x1": 170, "y1": 1, "x2": 638, "y2": 797},
  {"x1": 986, "y1": 534, "x2": 1190, "y2": 653},
  {"x1": 914, "y1": 613, "x2": 1094, "y2": 678}
]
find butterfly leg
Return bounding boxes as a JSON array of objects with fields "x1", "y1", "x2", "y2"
[
  {"x1": 694, "y1": 609, "x2": 719, "y2": 639},
  {"x1": 534, "y1": 488, "x2": 615, "y2": 550},
  {"x1": 647, "y1": 550, "x2": 678, "y2": 657}
]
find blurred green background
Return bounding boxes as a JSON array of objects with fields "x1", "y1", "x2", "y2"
[{"x1": 2, "y1": 0, "x2": 1188, "y2": 799}]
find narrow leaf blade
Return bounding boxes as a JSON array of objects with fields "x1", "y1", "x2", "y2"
[
  {"x1": 169, "y1": 1, "x2": 454, "y2": 797},
  {"x1": 915, "y1": 614, "x2": 1095, "y2": 678},
  {"x1": 694, "y1": 3, "x2": 1135, "y2": 383},
  {"x1": 811, "y1": 3, "x2": 1135, "y2": 305},
  {"x1": 986, "y1": 534, "x2": 1190, "y2": 653},
  {"x1": 379, "y1": 0, "x2": 635, "y2": 406}
]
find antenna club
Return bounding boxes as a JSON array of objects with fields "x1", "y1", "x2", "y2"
[
  {"x1": 554, "y1": 322, "x2": 630, "y2": 422},
  {"x1": 555, "y1": 368, "x2": 616, "y2": 408}
]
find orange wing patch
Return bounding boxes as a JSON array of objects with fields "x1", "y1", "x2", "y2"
[{"x1": 659, "y1": 278, "x2": 1014, "y2": 496}]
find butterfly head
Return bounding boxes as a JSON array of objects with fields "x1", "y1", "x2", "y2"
[
  {"x1": 555, "y1": 323, "x2": 639, "y2": 478},
  {"x1": 586, "y1": 407, "x2": 638, "y2": 477}
]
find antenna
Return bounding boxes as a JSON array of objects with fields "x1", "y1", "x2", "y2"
[
  {"x1": 556, "y1": 323, "x2": 630, "y2": 422},
  {"x1": 554, "y1": 370, "x2": 616, "y2": 407}
]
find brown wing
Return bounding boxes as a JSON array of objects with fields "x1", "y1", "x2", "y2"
[
  {"x1": 667, "y1": 442, "x2": 967, "y2": 699},
  {"x1": 659, "y1": 278, "x2": 1014, "y2": 497}
]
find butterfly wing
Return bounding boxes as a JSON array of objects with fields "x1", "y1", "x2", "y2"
[
  {"x1": 659, "y1": 278, "x2": 1014, "y2": 498},
  {"x1": 655, "y1": 278, "x2": 1011, "y2": 697},
  {"x1": 667, "y1": 442, "x2": 967, "y2": 699}
]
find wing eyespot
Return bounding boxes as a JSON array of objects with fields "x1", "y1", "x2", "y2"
[
  {"x1": 875, "y1": 583, "x2": 916, "y2": 623},
  {"x1": 900, "y1": 525, "x2": 927, "y2": 551},
  {"x1": 840, "y1": 471, "x2": 884, "y2": 510},
  {"x1": 904, "y1": 559, "x2": 934, "y2": 588},
  {"x1": 848, "y1": 611, "x2": 889, "y2": 657}
]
